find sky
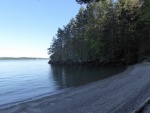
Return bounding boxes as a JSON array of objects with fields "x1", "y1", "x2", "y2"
[{"x1": 0, "y1": 0, "x2": 83, "y2": 58}]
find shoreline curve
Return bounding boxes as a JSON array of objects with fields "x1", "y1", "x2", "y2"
[{"x1": 0, "y1": 63, "x2": 150, "y2": 113}]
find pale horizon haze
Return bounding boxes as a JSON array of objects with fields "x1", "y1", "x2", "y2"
[{"x1": 0, "y1": 0, "x2": 83, "y2": 58}]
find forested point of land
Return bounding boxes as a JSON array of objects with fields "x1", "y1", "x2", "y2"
[{"x1": 48, "y1": 0, "x2": 150, "y2": 66}]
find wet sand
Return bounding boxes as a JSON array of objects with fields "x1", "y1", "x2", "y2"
[{"x1": 0, "y1": 63, "x2": 150, "y2": 113}]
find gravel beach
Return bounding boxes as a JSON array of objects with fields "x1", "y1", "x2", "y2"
[{"x1": 0, "y1": 63, "x2": 150, "y2": 113}]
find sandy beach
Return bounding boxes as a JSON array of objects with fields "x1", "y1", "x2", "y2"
[{"x1": 0, "y1": 63, "x2": 150, "y2": 113}]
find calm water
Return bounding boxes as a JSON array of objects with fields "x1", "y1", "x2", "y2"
[{"x1": 0, "y1": 60, "x2": 125, "y2": 107}]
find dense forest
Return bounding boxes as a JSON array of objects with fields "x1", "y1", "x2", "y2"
[{"x1": 48, "y1": 0, "x2": 150, "y2": 66}]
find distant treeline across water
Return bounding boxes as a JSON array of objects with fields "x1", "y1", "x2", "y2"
[{"x1": 0, "y1": 57, "x2": 49, "y2": 60}]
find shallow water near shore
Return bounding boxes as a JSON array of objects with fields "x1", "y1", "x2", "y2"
[{"x1": 0, "y1": 60, "x2": 125, "y2": 107}]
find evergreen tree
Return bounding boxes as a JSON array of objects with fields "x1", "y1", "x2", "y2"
[{"x1": 48, "y1": 0, "x2": 150, "y2": 65}]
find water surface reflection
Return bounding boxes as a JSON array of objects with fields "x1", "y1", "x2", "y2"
[{"x1": 50, "y1": 65, "x2": 125, "y2": 89}]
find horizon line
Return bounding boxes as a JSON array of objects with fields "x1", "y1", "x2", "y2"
[{"x1": 0, "y1": 57, "x2": 49, "y2": 59}]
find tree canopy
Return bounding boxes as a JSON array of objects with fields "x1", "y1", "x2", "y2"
[
  {"x1": 76, "y1": 0, "x2": 101, "y2": 4},
  {"x1": 48, "y1": 0, "x2": 150, "y2": 65}
]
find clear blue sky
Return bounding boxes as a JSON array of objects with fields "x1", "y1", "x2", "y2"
[{"x1": 0, "y1": 0, "x2": 83, "y2": 58}]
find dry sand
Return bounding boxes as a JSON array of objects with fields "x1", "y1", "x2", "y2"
[{"x1": 0, "y1": 63, "x2": 150, "y2": 113}]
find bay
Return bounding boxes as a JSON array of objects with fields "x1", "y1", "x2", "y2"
[{"x1": 0, "y1": 60, "x2": 125, "y2": 107}]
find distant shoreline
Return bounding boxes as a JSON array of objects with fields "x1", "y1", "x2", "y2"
[{"x1": 0, "y1": 57, "x2": 49, "y2": 60}]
